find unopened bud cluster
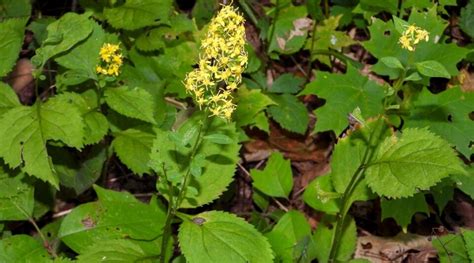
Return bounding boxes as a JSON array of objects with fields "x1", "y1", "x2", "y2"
[
  {"x1": 96, "y1": 43, "x2": 123, "y2": 76},
  {"x1": 398, "y1": 24, "x2": 429, "y2": 51},
  {"x1": 184, "y1": 5, "x2": 248, "y2": 120}
]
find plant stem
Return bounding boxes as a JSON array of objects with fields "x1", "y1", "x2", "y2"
[
  {"x1": 266, "y1": 0, "x2": 280, "y2": 54},
  {"x1": 306, "y1": 21, "x2": 318, "y2": 82},
  {"x1": 160, "y1": 113, "x2": 209, "y2": 263},
  {"x1": 324, "y1": 0, "x2": 329, "y2": 18},
  {"x1": 238, "y1": 0, "x2": 259, "y2": 27}
]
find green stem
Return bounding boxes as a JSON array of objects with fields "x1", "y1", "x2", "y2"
[
  {"x1": 238, "y1": 0, "x2": 259, "y2": 27},
  {"x1": 324, "y1": 0, "x2": 329, "y2": 18},
  {"x1": 306, "y1": 21, "x2": 319, "y2": 82},
  {"x1": 266, "y1": 0, "x2": 280, "y2": 53},
  {"x1": 160, "y1": 112, "x2": 209, "y2": 263}
]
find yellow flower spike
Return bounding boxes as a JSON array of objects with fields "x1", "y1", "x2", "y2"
[
  {"x1": 97, "y1": 43, "x2": 123, "y2": 76},
  {"x1": 398, "y1": 24, "x2": 429, "y2": 51}
]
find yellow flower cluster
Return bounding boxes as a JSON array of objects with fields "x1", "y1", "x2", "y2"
[
  {"x1": 96, "y1": 43, "x2": 123, "y2": 76},
  {"x1": 184, "y1": 5, "x2": 248, "y2": 120},
  {"x1": 398, "y1": 24, "x2": 429, "y2": 51}
]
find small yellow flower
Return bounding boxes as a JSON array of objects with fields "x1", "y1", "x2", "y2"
[
  {"x1": 97, "y1": 43, "x2": 123, "y2": 76},
  {"x1": 398, "y1": 24, "x2": 429, "y2": 51}
]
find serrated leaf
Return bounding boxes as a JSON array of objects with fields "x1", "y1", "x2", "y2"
[
  {"x1": 150, "y1": 113, "x2": 240, "y2": 208},
  {"x1": 463, "y1": 230, "x2": 474, "y2": 262},
  {"x1": 32, "y1": 13, "x2": 93, "y2": 67},
  {"x1": 0, "y1": 97, "x2": 84, "y2": 187},
  {"x1": 104, "y1": 0, "x2": 173, "y2": 30},
  {"x1": 381, "y1": 193, "x2": 429, "y2": 230},
  {"x1": 58, "y1": 185, "x2": 166, "y2": 253},
  {"x1": 178, "y1": 211, "x2": 274, "y2": 263},
  {"x1": 112, "y1": 127, "x2": 154, "y2": 175},
  {"x1": 268, "y1": 5, "x2": 310, "y2": 54},
  {"x1": 250, "y1": 152, "x2": 293, "y2": 198},
  {"x1": 105, "y1": 86, "x2": 157, "y2": 124},
  {"x1": 365, "y1": 128, "x2": 465, "y2": 198},
  {"x1": 0, "y1": 235, "x2": 51, "y2": 262},
  {"x1": 380, "y1": 56, "x2": 404, "y2": 69},
  {"x1": 203, "y1": 134, "x2": 233, "y2": 144},
  {"x1": 303, "y1": 174, "x2": 341, "y2": 215},
  {"x1": 0, "y1": 173, "x2": 34, "y2": 220},
  {"x1": 404, "y1": 86, "x2": 474, "y2": 157},
  {"x1": 460, "y1": 1, "x2": 474, "y2": 39},
  {"x1": 266, "y1": 210, "x2": 317, "y2": 263},
  {"x1": 267, "y1": 94, "x2": 308, "y2": 134},
  {"x1": 234, "y1": 87, "x2": 275, "y2": 128},
  {"x1": 0, "y1": 82, "x2": 20, "y2": 115},
  {"x1": 0, "y1": 18, "x2": 28, "y2": 77},
  {"x1": 313, "y1": 215, "x2": 357, "y2": 262},
  {"x1": 415, "y1": 60, "x2": 451, "y2": 78},
  {"x1": 433, "y1": 234, "x2": 470, "y2": 263},
  {"x1": 301, "y1": 65, "x2": 384, "y2": 134},
  {"x1": 77, "y1": 239, "x2": 148, "y2": 263},
  {"x1": 269, "y1": 73, "x2": 305, "y2": 94}
]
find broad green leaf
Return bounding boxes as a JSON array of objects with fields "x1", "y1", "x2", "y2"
[
  {"x1": 104, "y1": 0, "x2": 172, "y2": 30},
  {"x1": 104, "y1": 86, "x2": 157, "y2": 124},
  {"x1": 365, "y1": 128, "x2": 465, "y2": 198},
  {"x1": 463, "y1": 230, "x2": 474, "y2": 262},
  {"x1": 380, "y1": 56, "x2": 404, "y2": 69},
  {"x1": 77, "y1": 239, "x2": 148, "y2": 263},
  {"x1": 313, "y1": 215, "x2": 357, "y2": 262},
  {"x1": 0, "y1": 235, "x2": 51, "y2": 262},
  {"x1": 178, "y1": 211, "x2": 274, "y2": 263},
  {"x1": 0, "y1": 172, "x2": 34, "y2": 220},
  {"x1": 404, "y1": 86, "x2": 474, "y2": 157},
  {"x1": 305, "y1": 15, "x2": 356, "y2": 66},
  {"x1": 55, "y1": 21, "x2": 105, "y2": 82},
  {"x1": 392, "y1": 16, "x2": 410, "y2": 34},
  {"x1": 150, "y1": 113, "x2": 240, "y2": 208},
  {"x1": 460, "y1": 1, "x2": 474, "y2": 39},
  {"x1": 234, "y1": 87, "x2": 275, "y2": 128},
  {"x1": 269, "y1": 73, "x2": 305, "y2": 94},
  {"x1": 32, "y1": 13, "x2": 93, "y2": 67},
  {"x1": 0, "y1": 82, "x2": 20, "y2": 115},
  {"x1": 267, "y1": 94, "x2": 308, "y2": 134},
  {"x1": 53, "y1": 145, "x2": 106, "y2": 195},
  {"x1": 301, "y1": 65, "x2": 384, "y2": 134},
  {"x1": 0, "y1": 0, "x2": 31, "y2": 20},
  {"x1": 381, "y1": 193, "x2": 429, "y2": 230},
  {"x1": 415, "y1": 60, "x2": 451, "y2": 78},
  {"x1": 58, "y1": 185, "x2": 166, "y2": 253},
  {"x1": 0, "y1": 18, "x2": 28, "y2": 77},
  {"x1": 27, "y1": 17, "x2": 55, "y2": 46},
  {"x1": 112, "y1": 127, "x2": 154, "y2": 175},
  {"x1": 268, "y1": 5, "x2": 310, "y2": 54},
  {"x1": 433, "y1": 234, "x2": 469, "y2": 263},
  {"x1": 452, "y1": 166, "x2": 474, "y2": 199},
  {"x1": 266, "y1": 210, "x2": 317, "y2": 263},
  {"x1": 303, "y1": 174, "x2": 341, "y2": 214},
  {"x1": 0, "y1": 97, "x2": 84, "y2": 187},
  {"x1": 250, "y1": 152, "x2": 293, "y2": 198}
]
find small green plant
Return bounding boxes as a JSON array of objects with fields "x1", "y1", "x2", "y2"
[{"x1": 0, "y1": 0, "x2": 472, "y2": 262}]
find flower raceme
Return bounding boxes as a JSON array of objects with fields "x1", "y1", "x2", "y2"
[
  {"x1": 96, "y1": 43, "x2": 123, "y2": 76},
  {"x1": 398, "y1": 24, "x2": 429, "y2": 51},
  {"x1": 184, "y1": 5, "x2": 248, "y2": 120}
]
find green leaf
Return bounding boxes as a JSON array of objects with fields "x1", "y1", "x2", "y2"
[
  {"x1": 104, "y1": 86, "x2": 157, "y2": 124},
  {"x1": 0, "y1": 82, "x2": 20, "y2": 115},
  {"x1": 269, "y1": 73, "x2": 305, "y2": 94},
  {"x1": 431, "y1": 178, "x2": 455, "y2": 212},
  {"x1": 0, "y1": 0, "x2": 31, "y2": 20},
  {"x1": 301, "y1": 65, "x2": 384, "y2": 134},
  {"x1": 32, "y1": 13, "x2": 93, "y2": 67},
  {"x1": 234, "y1": 87, "x2": 275, "y2": 128},
  {"x1": 0, "y1": 18, "x2": 28, "y2": 77},
  {"x1": 305, "y1": 15, "x2": 356, "y2": 66},
  {"x1": 452, "y1": 166, "x2": 474, "y2": 199},
  {"x1": 0, "y1": 97, "x2": 84, "y2": 187},
  {"x1": 77, "y1": 239, "x2": 148, "y2": 263},
  {"x1": 463, "y1": 230, "x2": 474, "y2": 262},
  {"x1": 303, "y1": 174, "x2": 341, "y2": 215},
  {"x1": 250, "y1": 152, "x2": 293, "y2": 198},
  {"x1": 460, "y1": 1, "x2": 474, "y2": 39},
  {"x1": 380, "y1": 56, "x2": 404, "y2": 69},
  {"x1": 266, "y1": 210, "x2": 317, "y2": 263},
  {"x1": 55, "y1": 21, "x2": 105, "y2": 82},
  {"x1": 392, "y1": 16, "x2": 410, "y2": 34},
  {"x1": 112, "y1": 127, "x2": 154, "y2": 175},
  {"x1": 0, "y1": 172, "x2": 34, "y2": 220},
  {"x1": 313, "y1": 215, "x2": 357, "y2": 262},
  {"x1": 104, "y1": 0, "x2": 172, "y2": 30},
  {"x1": 178, "y1": 211, "x2": 274, "y2": 263},
  {"x1": 150, "y1": 113, "x2": 240, "y2": 208},
  {"x1": 268, "y1": 5, "x2": 310, "y2": 54},
  {"x1": 58, "y1": 185, "x2": 166, "y2": 254},
  {"x1": 53, "y1": 145, "x2": 106, "y2": 195},
  {"x1": 381, "y1": 193, "x2": 429, "y2": 230},
  {"x1": 267, "y1": 94, "x2": 308, "y2": 134},
  {"x1": 433, "y1": 234, "x2": 470, "y2": 263},
  {"x1": 366, "y1": 128, "x2": 466, "y2": 198},
  {"x1": 415, "y1": 60, "x2": 451, "y2": 78},
  {"x1": 404, "y1": 86, "x2": 474, "y2": 157},
  {"x1": 203, "y1": 134, "x2": 233, "y2": 145},
  {"x1": 0, "y1": 235, "x2": 51, "y2": 262}
]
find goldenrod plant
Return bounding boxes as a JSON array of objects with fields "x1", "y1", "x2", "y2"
[{"x1": 0, "y1": 1, "x2": 472, "y2": 262}]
